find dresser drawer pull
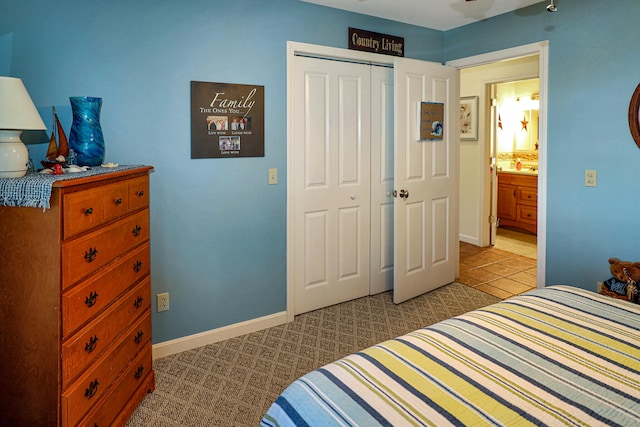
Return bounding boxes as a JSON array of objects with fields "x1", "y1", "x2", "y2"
[
  {"x1": 136, "y1": 190, "x2": 145, "y2": 197},
  {"x1": 84, "y1": 335, "x2": 99, "y2": 353},
  {"x1": 134, "y1": 365, "x2": 145, "y2": 380},
  {"x1": 134, "y1": 295, "x2": 144, "y2": 309},
  {"x1": 133, "y1": 260, "x2": 143, "y2": 273},
  {"x1": 114, "y1": 197, "x2": 123, "y2": 205},
  {"x1": 84, "y1": 247, "x2": 99, "y2": 263},
  {"x1": 84, "y1": 207, "x2": 94, "y2": 216},
  {"x1": 132, "y1": 224, "x2": 142, "y2": 237},
  {"x1": 134, "y1": 330, "x2": 144, "y2": 344},
  {"x1": 85, "y1": 379, "x2": 100, "y2": 399},
  {"x1": 85, "y1": 290, "x2": 99, "y2": 307}
]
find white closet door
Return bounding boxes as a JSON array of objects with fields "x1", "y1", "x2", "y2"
[
  {"x1": 370, "y1": 66, "x2": 394, "y2": 295},
  {"x1": 291, "y1": 55, "x2": 371, "y2": 315}
]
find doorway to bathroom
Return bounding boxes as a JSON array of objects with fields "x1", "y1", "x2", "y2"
[
  {"x1": 491, "y1": 78, "x2": 539, "y2": 261},
  {"x1": 450, "y1": 41, "x2": 547, "y2": 290}
]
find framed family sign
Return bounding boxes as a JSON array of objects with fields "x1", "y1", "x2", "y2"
[{"x1": 191, "y1": 81, "x2": 265, "y2": 158}]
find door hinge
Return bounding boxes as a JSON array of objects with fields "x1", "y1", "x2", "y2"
[{"x1": 489, "y1": 215, "x2": 496, "y2": 224}]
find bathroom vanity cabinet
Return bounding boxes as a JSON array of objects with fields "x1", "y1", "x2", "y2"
[{"x1": 497, "y1": 172, "x2": 537, "y2": 235}]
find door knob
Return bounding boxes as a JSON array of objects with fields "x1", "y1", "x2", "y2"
[{"x1": 399, "y1": 189, "x2": 409, "y2": 199}]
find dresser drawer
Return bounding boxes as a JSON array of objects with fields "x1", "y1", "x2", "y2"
[
  {"x1": 63, "y1": 242, "x2": 150, "y2": 336},
  {"x1": 63, "y1": 175, "x2": 149, "y2": 239},
  {"x1": 62, "y1": 209, "x2": 149, "y2": 288},
  {"x1": 102, "y1": 180, "x2": 131, "y2": 223},
  {"x1": 78, "y1": 343, "x2": 153, "y2": 427},
  {"x1": 62, "y1": 277, "x2": 150, "y2": 388},
  {"x1": 62, "y1": 318, "x2": 152, "y2": 427},
  {"x1": 63, "y1": 186, "x2": 105, "y2": 238},
  {"x1": 128, "y1": 175, "x2": 150, "y2": 212}
]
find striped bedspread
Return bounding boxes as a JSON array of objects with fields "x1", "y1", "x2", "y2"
[{"x1": 260, "y1": 286, "x2": 640, "y2": 426}]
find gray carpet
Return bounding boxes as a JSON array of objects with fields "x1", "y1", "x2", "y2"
[{"x1": 126, "y1": 282, "x2": 500, "y2": 426}]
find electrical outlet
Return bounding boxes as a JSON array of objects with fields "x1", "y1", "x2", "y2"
[
  {"x1": 268, "y1": 168, "x2": 278, "y2": 185},
  {"x1": 585, "y1": 169, "x2": 597, "y2": 187},
  {"x1": 157, "y1": 292, "x2": 170, "y2": 312}
]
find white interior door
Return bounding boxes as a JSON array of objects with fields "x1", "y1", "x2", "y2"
[
  {"x1": 291, "y1": 55, "x2": 371, "y2": 315},
  {"x1": 393, "y1": 57, "x2": 459, "y2": 304},
  {"x1": 369, "y1": 66, "x2": 394, "y2": 295}
]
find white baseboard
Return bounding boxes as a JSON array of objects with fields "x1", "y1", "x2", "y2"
[
  {"x1": 459, "y1": 233, "x2": 480, "y2": 246},
  {"x1": 152, "y1": 311, "x2": 288, "y2": 360}
]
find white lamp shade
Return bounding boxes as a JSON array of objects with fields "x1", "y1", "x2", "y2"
[
  {"x1": 0, "y1": 76, "x2": 46, "y2": 131},
  {"x1": 0, "y1": 76, "x2": 47, "y2": 178}
]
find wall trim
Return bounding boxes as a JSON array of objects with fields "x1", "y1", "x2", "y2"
[
  {"x1": 152, "y1": 311, "x2": 288, "y2": 360},
  {"x1": 459, "y1": 233, "x2": 480, "y2": 246}
]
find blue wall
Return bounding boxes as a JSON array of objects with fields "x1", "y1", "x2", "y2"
[
  {"x1": 446, "y1": 0, "x2": 640, "y2": 290},
  {"x1": 4, "y1": 0, "x2": 638, "y2": 343},
  {"x1": 0, "y1": 0, "x2": 442, "y2": 343}
]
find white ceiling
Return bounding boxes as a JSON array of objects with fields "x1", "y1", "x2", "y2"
[{"x1": 301, "y1": 0, "x2": 546, "y2": 31}]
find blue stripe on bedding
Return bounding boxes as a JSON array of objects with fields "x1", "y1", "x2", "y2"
[
  {"x1": 427, "y1": 322, "x2": 632, "y2": 426},
  {"x1": 260, "y1": 286, "x2": 640, "y2": 427},
  {"x1": 391, "y1": 336, "x2": 548, "y2": 426},
  {"x1": 355, "y1": 351, "x2": 463, "y2": 427},
  {"x1": 319, "y1": 368, "x2": 394, "y2": 426}
]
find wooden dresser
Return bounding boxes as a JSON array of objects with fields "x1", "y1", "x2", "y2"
[
  {"x1": 497, "y1": 172, "x2": 538, "y2": 235},
  {"x1": 0, "y1": 166, "x2": 155, "y2": 426}
]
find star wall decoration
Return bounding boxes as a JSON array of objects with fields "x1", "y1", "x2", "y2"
[{"x1": 521, "y1": 115, "x2": 529, "y2": 131}]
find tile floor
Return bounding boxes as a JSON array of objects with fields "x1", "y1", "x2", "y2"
[{"x1": 457, "y1": 238, "x2": 537, "y2": 300}]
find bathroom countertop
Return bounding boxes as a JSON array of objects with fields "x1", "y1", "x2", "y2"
[{"x1": 498, "y1": 168, "x2": 538, "y2": 176}]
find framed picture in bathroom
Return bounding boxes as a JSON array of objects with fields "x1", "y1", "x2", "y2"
[{"x1": 460, "y1": 96, "x2": 478, "y2": 141}]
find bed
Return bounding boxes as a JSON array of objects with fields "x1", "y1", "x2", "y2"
[{"x1": 260, "y1": 286, "x2": 640, "y2": 426}]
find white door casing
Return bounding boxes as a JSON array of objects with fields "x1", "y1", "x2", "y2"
[
  {"x1": 490, "y1": 86, "x2": 498, "y2": 245},
  {"x1": 448, "y1": 41, "x2": 548, "y2": 288},
  {"x1": 291, "y1": 55, "x2": 371, "y2": 315},
  {"x1": 393, "y1": 57, "x2": 460, "y2": 304}
]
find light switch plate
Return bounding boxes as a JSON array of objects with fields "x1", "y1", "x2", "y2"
[
  {"x1": 585, "y1": 169, "x2": 597, "y2": 187},
  {"x1": 268, "y1": 168, "x2": 278, "y2": 185}
]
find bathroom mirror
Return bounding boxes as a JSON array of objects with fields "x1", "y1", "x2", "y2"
[{"x1": 629, "y1": 83, "x2": 640, "y2": 149}]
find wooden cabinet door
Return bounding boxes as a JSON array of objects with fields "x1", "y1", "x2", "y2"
[{"x1": 497, "y1": 183, "x2": 517, "y2": 220}]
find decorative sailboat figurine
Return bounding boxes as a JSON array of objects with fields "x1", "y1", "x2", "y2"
[{"x1": 42, "y1": 107, "x2": 69, "y2": 168}]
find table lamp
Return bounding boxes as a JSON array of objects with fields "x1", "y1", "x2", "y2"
[{"x1": 0, "y1": 76, "x2": 47, "y2": 178}]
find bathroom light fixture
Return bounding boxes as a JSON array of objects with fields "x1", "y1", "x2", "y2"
[
  {"x1": 0, "y1": 77, "x2": 46, "y2": 178},
  {"x1": 516, "y1": 94, "x2": 539, "y2": 111},
  {"x1": 546, "y1": 0, "x2": 557, "y2": 12}
]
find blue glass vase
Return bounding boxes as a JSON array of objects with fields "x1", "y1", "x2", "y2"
[{"x1": 69, "y1": 96, "x2": 105, "y2": 166}]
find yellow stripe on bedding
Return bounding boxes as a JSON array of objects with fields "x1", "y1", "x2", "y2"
[
  {"x1": 400, "y1": 330, "x2": 594, "y2": 427},
  {"x1": 517, "y1": 296, "x2": 640, "y2": 343},
  {"x1": 487, "y1": 302, "x2": 640, "y2": 359},
  {"x1": 357, "y1": 339, "x2": 538, "y2": 427},
  {"x1": 466, "y1": 309, "x2": 640, "y2": 397},
  {"x1": 480, "y1": 304, "x2": 640, "y2": 372},
  {"x1": 330, "y1": 356, "x2": 442, "y2": 427}
]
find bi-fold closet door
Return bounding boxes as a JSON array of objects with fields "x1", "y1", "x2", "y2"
[{"x1": 290, "y1": 50, "x2": 458, "y2": 315}]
